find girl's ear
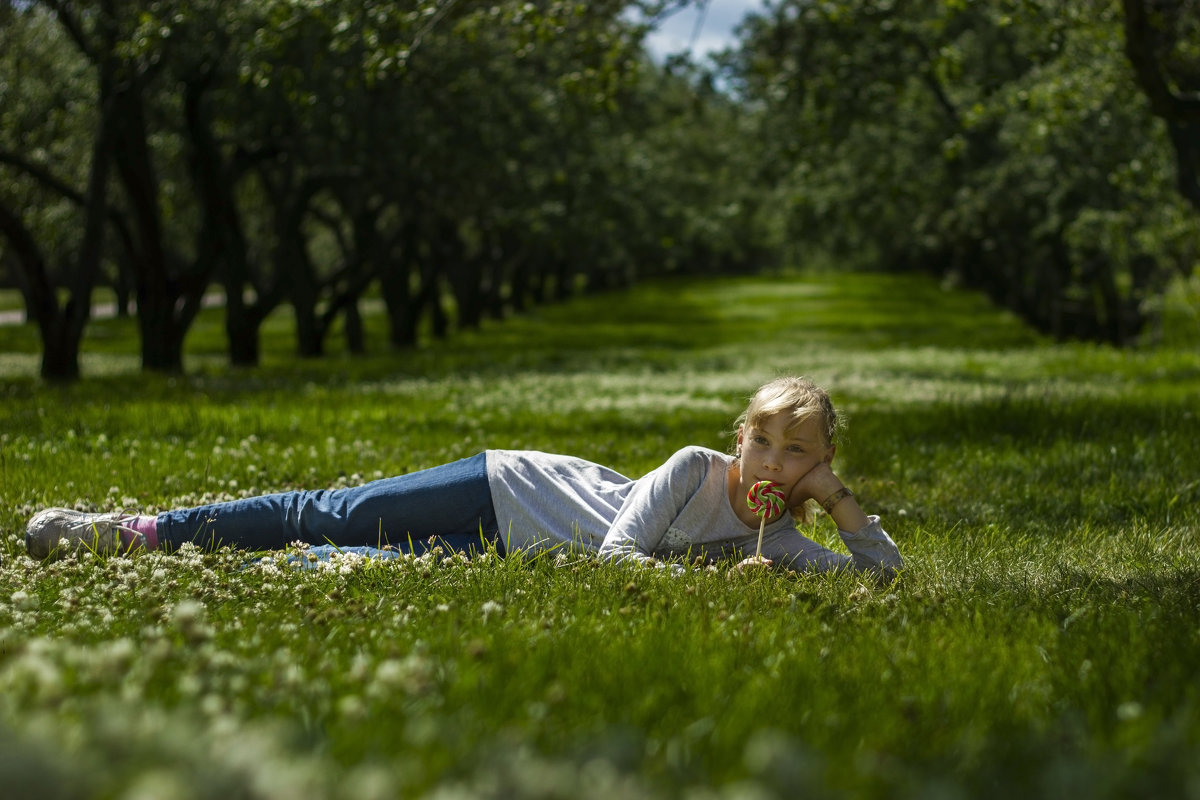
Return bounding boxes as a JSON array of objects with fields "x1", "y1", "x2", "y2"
[
  {"x1": 824, "y1": 443, "x2": 837, "y2": 465},
  {"x1": 736, "y1": 424, "x2": 744, "y2": 453}
]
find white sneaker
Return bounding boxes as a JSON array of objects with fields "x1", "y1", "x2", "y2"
[{"x1": 25, "y1": 508, "x2": 146, "y2": 560}]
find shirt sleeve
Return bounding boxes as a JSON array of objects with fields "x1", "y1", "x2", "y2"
[
  {"x1": 597, "y1": 448, "x2": 706, "y2": 571},
  {"x1": 768, "y1": 515, "x2": 903, "y2": 579},
  {"x1": 840, "y1": 516, "x2": 903, "y2": 578}
]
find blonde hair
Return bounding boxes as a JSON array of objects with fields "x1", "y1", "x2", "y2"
[{"x1": 734, "y1": 376, "x2": 841, "y2": 447}]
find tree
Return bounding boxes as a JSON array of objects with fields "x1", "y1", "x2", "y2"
[
  {"x1": 1, "y1": 0, "x2": 772, "y2": 377},
  {"x1": 1122, "y1": 0, "x2": 1200, "y2": 211},
  {"x1": 729, "y1": 0, "x2": 1192, "y2": 344},
  {"x1": 0, "y1": 1, "x2": 118, "y2": 380}
]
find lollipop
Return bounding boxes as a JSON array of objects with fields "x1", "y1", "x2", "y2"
[{"x1": 747, "y1": 480, "x2": 786, "y2": 559}]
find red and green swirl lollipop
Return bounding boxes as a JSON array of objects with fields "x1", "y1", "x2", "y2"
[{"x1": 747, "y1": 480, "x2": 785, "y2": 559}]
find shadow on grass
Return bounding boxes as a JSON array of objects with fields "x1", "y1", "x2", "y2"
[{"x1": 846, "y1": 390, "x2": 1199, "y2": 535}]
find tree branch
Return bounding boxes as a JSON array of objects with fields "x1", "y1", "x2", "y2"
[
  {"x1": 1121, "y1": 0, "x2": 1200, "y2": 211},
  {"x1": 1121, "y1": 0, "x2": 1200, "y2": 121},
  {"x1": 0, "y1": 149, "x2": 83, "y2": 203},
  {"x1": 0, "y1": 198, "x2": 58, "y2": 332},
  {"x1": 41, "y1": 0, "x2": 96, "y2": 63}
]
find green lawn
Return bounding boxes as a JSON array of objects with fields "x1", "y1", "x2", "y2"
[{"x1": 1, "y1": 272, "x2": 1198, "y2": 799}]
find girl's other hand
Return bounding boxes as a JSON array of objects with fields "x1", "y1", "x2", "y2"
[{"x1": 735, "y1": 555, "x2": 773, "y2": 572}]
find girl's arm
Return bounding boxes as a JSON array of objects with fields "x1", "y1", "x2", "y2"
[
  {"x1": 789, "y1": 462, "x2": 870, "y2": 532},
  {"x1": 598, "y1": 448, "x2": 706, "y2": 571},
  {"x1": 782, "y1": 463, "x2": 904, "y2": 578}
]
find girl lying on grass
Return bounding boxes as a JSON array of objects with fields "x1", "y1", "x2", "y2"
[{"x1": 25, "y1": 376, "x2": 902, "y2": 577}]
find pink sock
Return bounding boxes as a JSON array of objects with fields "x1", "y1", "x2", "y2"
[{"x1": 120, "y1": 515, "x2": 160, "y2": 551}]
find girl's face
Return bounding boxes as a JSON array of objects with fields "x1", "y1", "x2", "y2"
[{"x1": 737, "y1": 411, "x2": 835, "y2": 500}]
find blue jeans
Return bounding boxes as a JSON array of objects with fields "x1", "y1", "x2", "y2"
[{"x1": 156, "y1": 452, "x2": 502, "y2": 555}]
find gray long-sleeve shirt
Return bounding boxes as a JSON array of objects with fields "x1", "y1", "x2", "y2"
[{"x1": 485, "y1": 446, "x2": 902, "y2": 575}]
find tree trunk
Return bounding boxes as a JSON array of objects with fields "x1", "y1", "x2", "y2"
[
  {"x1": 379, "y1": 220, "x2": 421, "y2": 349},
  {"x1": 553, "y1": 257, "x2": 573, "y2": 301},
  {"x1": 0, "y1": 202, "x2": 81, "y2": 381},
  {"x1": 425, "y1": 271, "x2": 449, "y2": 340},
  {"x1": 263, "y1": 173, "x2": 326, "y2": 358},
  {"x1": 344, "y1": 302, "x2": 365, "y2": 354},
  {"x1": 225, "y1": 297, "x2": 261, "y2": 367},
  {"x1": 435, "y1": 219, "x2": 484, "y2": 330},
  {"x1": 110, "y1": 71, "x2": 193, "y2": 374},
  {"x1": 337, "y1": 204, "x2": 381, "y2": 355},
  {"x1": 1122, "y1": 0, "x2": 1200, "y2": 214},
  {"x1": 0, "y1": 49, "x2": 115, "y2": 381},
  {"x1": 183, "y1": 70, "x2": 270, "y2": 367},
  {"x1": 39, "y1": 324, "x2": 83, "y2": 381},
  {"x1": 379, "y1": 256, "x2": 417, "y2": 349},
  {"x1": 292, "y1": 270, "x2": 323, "y2": 358},
  {"x1": 509, "y1": 255, "x2": 530, "y2": 313}
]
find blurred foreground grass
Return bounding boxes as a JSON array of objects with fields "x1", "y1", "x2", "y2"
[{"x1": 1, "y1": 272, "x2": 1198, "y2": 799}]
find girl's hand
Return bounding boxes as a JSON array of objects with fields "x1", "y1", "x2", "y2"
[
  {"x1": 787, "y1": 462, "x2": 844, "y2": 509},
  {"x1": 788, "y1": 462, "x2": 871, "y2": 533},
  {"x1": 735, "y1": 555, "x2": 773, "y2": 572}
]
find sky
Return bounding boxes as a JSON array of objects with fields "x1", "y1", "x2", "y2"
[{"x1": 641, "y1": 0, "x2": 766, "y2": 61}]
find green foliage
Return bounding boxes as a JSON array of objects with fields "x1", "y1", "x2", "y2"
[
  {"x1": 0, "y1": 5, "x2": 96, "y2": 270},
  {"x1": 1, "y1": 272, "x2": 1199, "y2": 797},
  {"x1": 1, "y1": 0, "x2": 766, "y2": 376},
  {"x1": 731, "y1": 0, "x2": 1200, "y2": 344},
  {"x1": 7, "y1": 0, "x2": 1195, "y2": 379}
]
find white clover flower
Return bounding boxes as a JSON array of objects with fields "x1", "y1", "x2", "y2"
[
  {"x1": 349, "y1": 652, "x2": 372, "y2": 682},
  {"x1": 177, "y1": 673, "x2": 202, "y2": 696},
  {"x1": 171, "y1": 599, "x2": 204, "y2": 623},
  {"x1": 123, "y1": 768, "x2": 192, "y2": 800},
  {"x1": 4, "y1": 649, "x2": 64, "y2": 702},
  {"x1": 338, "y1": 556, "x2": 365, "y2": 575},
  {"x1": 481, "y1": 600, "x2": 503, "y2": 621},
  {"x1": 338, "y1": 694, "x2": 366, "y2": 720},
  {"x1": 201, "y1": 694, "x2": 224, "y2": 717},
  {"x1": 170, "y1": 599, "x2": 211, "y2": 643},
  {"x1": 374, "y1": 658, "x2": 405, "y2": 685},
  {"x1": 94, "y1": 637, "x2": 137, "y2": 674},
  {"x1": 10, "y1": 590, "x2": 39, "y2": 611},
  {"x1": 372, "y1": 654, "x2": 434, "y2": 696}
]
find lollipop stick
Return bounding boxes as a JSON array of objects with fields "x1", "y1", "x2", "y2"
[{"x1": 755, "y1": 516, "x2": 766, "y2": 560}]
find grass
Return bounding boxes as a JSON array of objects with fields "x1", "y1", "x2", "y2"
[{"x1": 1, "y1": 271, "x2": 1198, "y2": 799}]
